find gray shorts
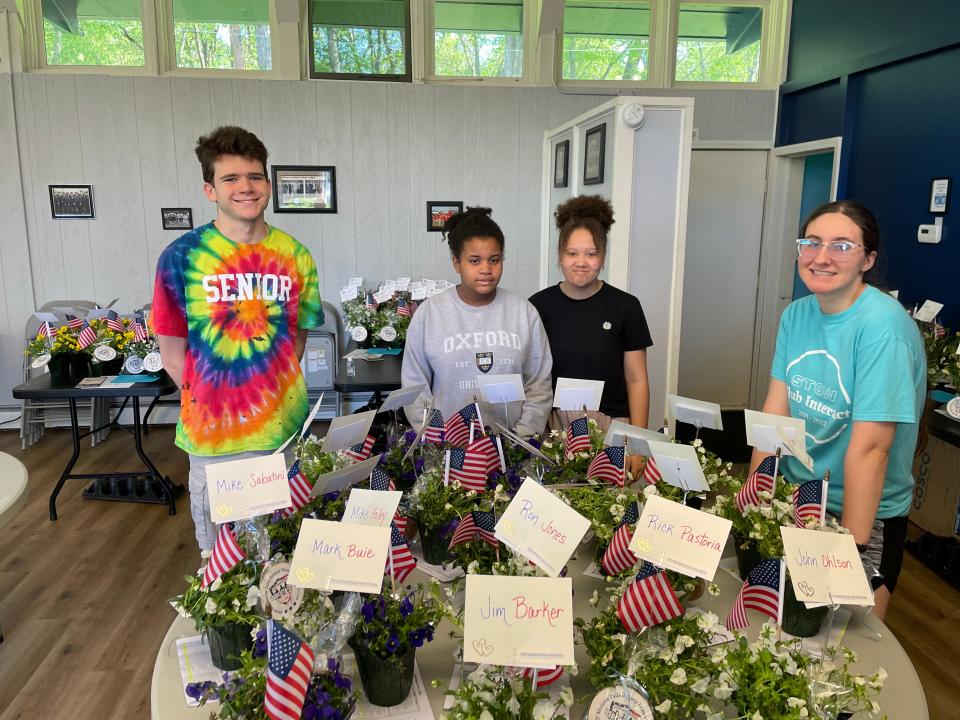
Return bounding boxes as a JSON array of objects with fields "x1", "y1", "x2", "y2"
[{"x1": 829, "y1": 514, "x2": 908, "y2": 593}]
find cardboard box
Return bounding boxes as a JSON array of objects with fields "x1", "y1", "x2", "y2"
[{"x1": 911, "y1": 433, "x2": 960, "y2": 540}]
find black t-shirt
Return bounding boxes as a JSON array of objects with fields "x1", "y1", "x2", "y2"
[{"x1": 529, "y1": 283, "x2": 652, "y2": 418}]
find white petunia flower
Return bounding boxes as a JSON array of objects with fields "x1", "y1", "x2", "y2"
[
  {"x1": 560, "y1": 686, "x2": 574, "y2": 707},
  {"x1": 670, "y1": 668, "x2": 687, "y2": 685},
  {"x1": 205, "y1": 598, "x2": 217, "y2": 614},
  {"x1": 691, "y1": 676, "x2": 710, "y2": 693},
  {"x1": 532, "y1": 700, "x2": 555, "y2": 720},
  {"x1": 210, "y1": 577, "x2": 223, "y2": 591},
  {"x1": 655, "y1": 699, "x2": 672, "y2": 713},
  {"x1": 245, "y1": 585, "x2": 259, "y2": 609}
]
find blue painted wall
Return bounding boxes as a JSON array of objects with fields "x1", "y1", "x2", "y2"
[
  {"x1": 792, "y1": 152, "x2": 834, "y2": 301},
  {"x1": 780, "y1": 2, "x2": 960, "y2": 326}
]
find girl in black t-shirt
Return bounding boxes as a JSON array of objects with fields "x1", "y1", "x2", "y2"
[{"x1": 529, "y1": 195, "x2": 653, "y2": 476}]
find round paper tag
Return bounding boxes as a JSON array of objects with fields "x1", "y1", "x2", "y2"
[
  {"x1": 379, "y1": 325, "x2": 397, "y2": 342},
  {"x1": 587, "y1": 686, "x2": 655, "y2": 720},
  {"x1": 31, "y1": 353, "x2": 51, "y2": 369},
  {"x1": 93, "y1": 345, "x2": 117, "y2": 362},
  {"x1": 143, "y1": 351, "x2": 164, "y2": 372},
  {"x1": 351, "y1": 325, "x2": 368, "y2": 342},
  {"x1": 260, "y1": 562, "x2": 304, "y2": 620},
  {"x1": 947, "y1": 396, "x2": 960, "y2": 420},
  {"x1": 125, "y1": 355, "x2": 144, "y2": 374}
]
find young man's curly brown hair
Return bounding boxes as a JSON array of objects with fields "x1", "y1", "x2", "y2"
[
  {"x1": 194, "y1": 126, "x2": 269, "y2": 185},
  {"x1": 554, "y1": 195, "x2": 615, "y2": 258}
]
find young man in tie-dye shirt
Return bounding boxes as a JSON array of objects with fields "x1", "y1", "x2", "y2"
[{"x1": 152, "y1": 126, "x2": 323, "y2": 551}]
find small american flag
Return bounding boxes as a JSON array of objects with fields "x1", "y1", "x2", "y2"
[
  {"x1": 793, "y1": 478, "x2": 825, "y2": 527},
  {"x1": 105, "y1": 309, "x2": 125, "y2": 333},
  {"x1": 76, "y1": 319, "x2": 97, "y2": 349},
  {"x1": 726, "y1": 558, "x2": 783, "y2": 630},
  {"x1": 934, "y1": 320, "x2": 947, "y2": 338},
  {"x1": 365, "y1": 292, "x2": 378, "y2": 311},
  {"x1": 422, "y1": 408, "x2": 446, "y2": 444},
  {"x1": 408, "y1": 300, "x2": 419, "y2": 315},
  {"x1": 616, "y1": 561, "x2": 683, "y2": 632},
  {"x1": 36, "y1": 321, "x2": 53, "y2": 339},
  {"x1": 735, "y1": 456, "x2": 777, "y2": 513},
  {"x1": 444, "y1": 404, "x2": 482, "y2": 447},
  {"x1": 446, "y1": 445, "x2": 491, "y2": 492},
  {"x1": 448, "y1": 510, "x2": 498, "y2": 549},
  {"x1": 264, "y1": 621, "x2": 314, "y2": 720},
  {"x1": 387, "y1": 522, "x2": 417, "y2": 582},
  {"x1": 587, "y1": 446, "x2": 625, "y2": 486},
  {"x1": 602, "y1": 523, "x2": 638, "y2": 575},
  {"x1": 370, "y1": 465, "x2": 395, "y2": 491},
  {"x1": 642, "y1": 456, "x2": 662, "y2": 484},
  {"x1": 344, "y1": 434, "x2": 376, "y2": 463},
  {"x1": 133, "y1": 313, "x2": 149, "y2": 342},
  {"x1": 565, "y1": 417, "x2": 592, "y2": 455},
  {"x1": 202, "y1": 523, "x2": 246, "y2": 588},
  {"x1": 65, "y1": 313, "x2": 84, "y2": 330},
  {"x1": 396, "y1": 297, "x2": 412, "y2": 318},
  {"x1": 281, "y1": 460, "x2": 313, "y2": 518},
  {"x1": 521, "y1": 665, "x2": 564, "y2": 688}
]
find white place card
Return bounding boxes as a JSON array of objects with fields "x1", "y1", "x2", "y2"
[
  {"x1": 605, "y1": 421, "x2": 671, "y2": 456},
  {"x1": 463, "y1": 575, "x2": 574, "y2": 667},
  {"x1": 668, "y1": 394, "x2": 723, "y2": 430},
  {"x1": 553, "y1": 378, "x2": 604, "y2": 411},
  {"x1": 33, "y1": 311, "x2": 59, "y2": 323},
  {"x1": 495, "y1": 423, "x2": 554, "y2": 465},
  {"x1": 780, "y1": 527, "x2": 874, "y2": 606},
  {"x1": 646, "y1": 440, "x2": 710, "y2": 492},
  {"x1": 309, "y1": 456, "x2": 381, "y2": 498},
  {"x1": 914, "y1": 299, "x2": 944, "y2": 322},
  {"x1": 343, "y1": 488, "x2": 402, "y2": 528},
  {"x1": 205, "y1": 454, "x2": 292, "y2": 523},
  {"x1": 411, "y1": 287, "x2": 428, "y2": 301},
  {"x1": 288, "y1": 519, "x2": 390, "y2": 593},
  {"x1": 340, "y1": 287, "x2": 358, "y2": 302},
  {"x1": 743, "y1": 410, "x2": 806, "y2": 456},
  {"x1": 373, "y1": 289, "x2": 393, "y2": 304},
  {"x1": 629, "y1": 494, "x2": 732, "y2": 580},
  {"x1": 476, "y1": 374, "x2": 525, "y2": 403},
  {"x1": 495, "y1": 477, "x2": 591, "y2": 577},
  {"x1": 379, "y1": 384, "x2": 427, "y2": 413},
  {"x1": 322, "y1": 410, "x2": 377, "y2": 453},
  {"x1": 348, "y1": 277, "x2": 364, "y2": 287},
  {"x1": 275, "y1": 392, "x2": 325, "y2": 455}
]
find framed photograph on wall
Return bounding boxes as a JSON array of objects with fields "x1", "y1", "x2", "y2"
[
  {"x1": 160, "y1": 207, "x2": 193, "y2": 230},
  {"x1": 583, "y1": 124, "x2": 606, "y2": 185},
  {"x1": 272, "y1": 165, "x2": 337, "y2": 213},
  {"x1": 427, "y1": 201, "x2": 463, "y2": 232},
  {"x1": 49, "y1": 185, "x2": 94, "y2": 219},
  {"x1": 553, "y1": 139, "x2": 569, "y2": 188}
]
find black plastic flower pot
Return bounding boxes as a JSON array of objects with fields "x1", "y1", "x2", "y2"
[
  {"x1": 90, "y1": 357, "x2": 123, "y2": 376},
  {"x1": 69, "y1": 353, "x2": 90, "y2": 381},
  {"x1": 206, "y1": 622, "x2": 253, "y2": 671},
  {"x1": 781, "y1": 576, "x2": 828, "y2": 638},
  {"x1": 350, "y1": 640, "x2": 415, "y2": 707},
  {"x1": 419, "y1": 525, "x2": 451, "y2": 566},
  {"x1": 733, "y1": 532, "x2": 765, "y2": 580}
]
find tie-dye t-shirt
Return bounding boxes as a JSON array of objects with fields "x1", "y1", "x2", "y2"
[{"x1": 152, "y1": 222, "x2": 323, "y2": 456}]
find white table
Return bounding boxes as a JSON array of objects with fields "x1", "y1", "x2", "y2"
[
  {"x1": 152, "y1": 544, "x2": 927, "y2": 719},
  {"x1": 0, "y1": 451, "x2": 29, "y2": 643}
]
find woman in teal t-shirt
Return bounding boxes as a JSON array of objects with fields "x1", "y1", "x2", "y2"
[{"x1": 753, "y1": 200, "x2": 925, "y2": 620}]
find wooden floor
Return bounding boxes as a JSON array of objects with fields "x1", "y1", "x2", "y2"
[{"x1": 1, "y1": 427, "x2": 959, "y2": 720}]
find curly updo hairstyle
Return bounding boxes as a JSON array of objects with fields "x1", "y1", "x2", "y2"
[
  {"x1": 554, "y1": 195, "x2": 615, "y2": 258},
  {"x1": 442, "y1": 206, "x2": 505, "y2": 258}
]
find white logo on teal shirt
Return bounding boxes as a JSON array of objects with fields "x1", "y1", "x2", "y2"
[{"x1": 786, "y1": 349, "x2": 851, "y2": 444}]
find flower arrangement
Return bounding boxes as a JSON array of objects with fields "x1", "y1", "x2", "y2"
[
  {"x1": 350, "y1": 582, "x2": 444, "y2": 663},
  {"x1": 25, "y1": 324, "x2": 80, "y2": 358},
  {"x1": 341, "y1": 290, "x2": 413, "y2": 348},
  {"x1": 441, "y1": 664, "x2": 573, "y2": 720},
  {"x1": 917, "y1": 319, "x2": 960, "y2": 390},
  {"x1": 537, "y1": 418, "x2": 608, "y2": 484},
  {"x1": 188, "y1": 639, "x2": 357, "y2": 720},
  {"x1": 172, "y1": 561, "x2": 262, "y2": 633},
  {"x1": 378, "y1": 428, "x2": 429, "y2": 491}
]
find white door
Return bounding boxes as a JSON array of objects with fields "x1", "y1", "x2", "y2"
[{"x1": 678, "y1": 149, "x2": 768, "y2": 408}]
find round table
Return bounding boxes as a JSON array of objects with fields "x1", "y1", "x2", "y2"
[
  {"x1": 152, "y1": 545, "x2": 927, "y2": 719},
  {"x1": 0, "y1": 451, "x2": 29, "y2": 643}
]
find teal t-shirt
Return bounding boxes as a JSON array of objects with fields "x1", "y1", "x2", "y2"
[{"x1": 771, "y1": 286, "x2": 925, "y2": 518}]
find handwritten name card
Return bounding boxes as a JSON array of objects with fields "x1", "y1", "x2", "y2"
[
  {"x1": 628, "y1": 494, "x2": 732, "y2": 580},
  {"x1": 495, "y1": 478, "x2": 591, "y2": 577},
  {"x1": 463, "y1": 575, "x2": 574, "y2": 667},
  {"x1": 288, "y1": 519, "x2": 390, "y2": 593},
  {"x1": 205, "y1": 454, "x2": 292, "y2": 523},
  {"x1": 342, "y1": 488, "x2": 402, "y2": 528},
  {"x1": 780, "y1": 527, "x2": 874, "y2": 606}
]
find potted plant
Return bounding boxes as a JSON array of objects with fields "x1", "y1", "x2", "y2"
[
  {"x1": 348, "y1": 582, "x2": 444, "y2": 706},
  {"x1": 341, "y1": 289, "x2": 413, "y2": 350},
  {"x1": 407, "y1": 465, "x2": 479, "y2": 565},
  {"x1": 25, "y1": 324, "x2": 89, "y2": 383},
  {"x1": 88, "y1": 317, "x2": 134, "y2": 376},
  {"x1": 443, "y1": 664, "x2": 573, "y2": 720}
]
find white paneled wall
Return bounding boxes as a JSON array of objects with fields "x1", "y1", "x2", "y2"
[{"x1": 0, "y1": 75, "x2": 775, "y2": 408}]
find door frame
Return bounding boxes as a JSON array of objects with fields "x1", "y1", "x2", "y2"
[{"x1": 750, "y1": 137, "x2": 843, "y2": 409}]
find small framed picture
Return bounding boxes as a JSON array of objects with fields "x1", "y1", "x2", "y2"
[
  {"x1": 272, "y1": 165, "x2": 337, "y2": 213},
  {"x1": 160, "y1": 207, "x2": 193, "y2": 230},
  {"x1": 583, "y1": 124, "x2": 606, "y2": 185},
  {"x1": 553, "y1": 139, "x2": 569, "y2": 189},
  {"x1": 427, "y1": 201, "x2": 463, "y2": 232},
  {"x1": 929, "y1": 177, "x2": 951, "y2": 214},
  {"x1": 49, "y1": 185, "x2": 94, "y2": 219}
]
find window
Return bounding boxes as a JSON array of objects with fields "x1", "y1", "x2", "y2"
[
  {"x1": 309, "y1": 0, "x2": 411, "y2": 80},
  {"x1": 40, "y1": 0, "x2": 145, "y2": 66},
  {"x1": 561, "y1": 1, "x2": 651, "y2": 82},
  {"x1": 675, "y1": 3, "x2": 763, "y2": 83},
  {"x1": 171, "y1": 0, "x2": 272, "y2": 71},
  {"x1": 433, "y1": 0, "x2": 523, "y2": 78}
]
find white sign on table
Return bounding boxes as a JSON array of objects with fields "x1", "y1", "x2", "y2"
[
  {"x1": 309, "y1": 456, "x2": 380, "y2": 498},
  {"x1": 604, "y1": 420, "x2": 671, "y2": 456},
  {"x1": 463, "y1": 575, "x2": 574, "y2": 667},
  {"x1": 744, "y1": 410, "x2": 806, "y2": 455},
  {"x1": 780, "y1": 527, "x2": 874, "y2": 606},
  {"x1": 668, "y1": 394, "x2": 723, "y2": 430},
  {"x1": 495, "y1": 477, "x2": 591, "y2": 577},
  {"x1": 289, "y1": 519, "x2": 390, "y2": 592},
  {"x1": 645, "y1": 440, "x2": 711, "y2": 492},
  {"x1": 914, "y1": 299, "x2": 944, "y2": 322},
  {"x1": 378, "y1": 384, "x2": 427, "y2": 413},
  {"x1": 342, "y1": 488, "x2": 402, "y2": 528},
  {"x1": 553, "y1": 378, "x2": 604, "y2": 411},
  {"x1": 476, "y1": 374, "x2": 525, "y2": 404},
  {"x1": 205, "y1": 454, "x2": 292, "y2": 523},
  {"x1": 322, "y1": 410, "x2": 376, "y2": 453},
  {"x1": 628, "y1": 494, "x2": 732, "y2": 580}
]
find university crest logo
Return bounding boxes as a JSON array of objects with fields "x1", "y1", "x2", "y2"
[{"x1": 476, "y1": 352, "x2": 493, "y2": 373}]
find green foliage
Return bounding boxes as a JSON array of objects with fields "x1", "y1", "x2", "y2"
[
  {"x1": 313, "y1": 26, "x2": 406, "y2": 75},
  {"x1": 353, "y1": 582, "x2": 445, "y2": 662},
  {"x1": 171, "y1": 562, "x2": 262, "y2": 633},
  {"x1": 434, "y1": 31, "x2": 522, "y2": 77},
  {"x1": 675, "y1": 38, "x2": 760, "y2": 83},
  {"x1": 44, "y1": 18, "x2": 145, "y2": 66},
  {"x1": 562, "y1": 35, "x2": 649, "y2": 81},
  {"x1": 173, "y1": 22, "x2": 272, "y2": 70},
  {"x1": 442, "y1": 664, "x2": 569, "y2": 720}
]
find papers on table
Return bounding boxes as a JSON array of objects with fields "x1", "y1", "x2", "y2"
[
  {"x1": 175, "y1": 635, "x2": 224, "y2": 707},
  {"x1": 343, "y1": 657, "x2": 434, "y2": 720}
]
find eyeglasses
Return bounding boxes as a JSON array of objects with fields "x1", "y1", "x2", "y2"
[{"x1": 796, "y1": 238, "x2": 865, "y2": 258}]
